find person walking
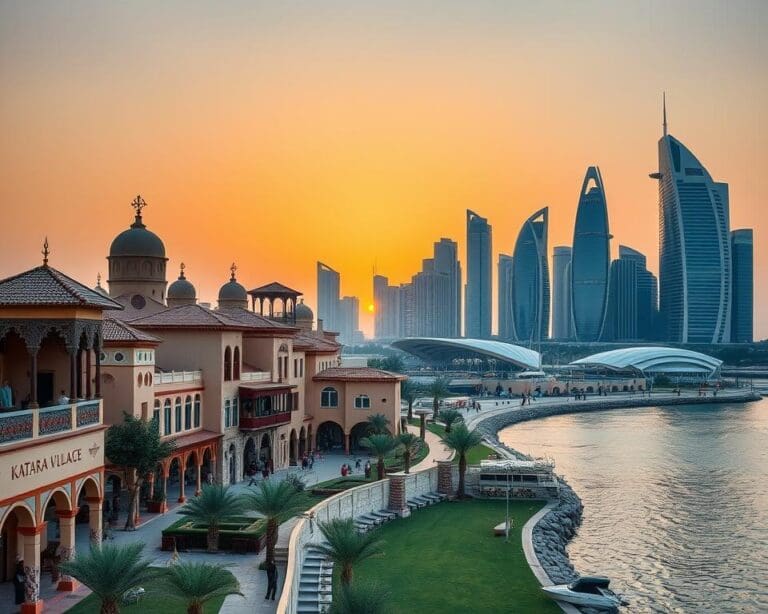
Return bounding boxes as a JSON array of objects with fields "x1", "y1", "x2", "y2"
[
  {"x1": 264, "y1": 560, "x2": 278, "y2": 600},
  {"x1": 13, "y1": 561, "x2": 25, "y2": 607}
]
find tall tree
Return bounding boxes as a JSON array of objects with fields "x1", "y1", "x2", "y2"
[
  {"x1": 105, "y1": 414, "x2": 175, "y2": 530},
  {"x1": 400, "y1": 379, "x2": 419, "y2": 421},
  {"x1": 441, "y1": 424, "x2": 483, "y2": 498},
  {"x1": 313, "y1": 518, "x2": 384, "y2": 586},
  {"x1": 360, "y1": 434, "x2": 398, "y2": 480},
  {"x1": 177, "y1": 484, "x2": 247, "y2": 552},
  {"x1": 397, "y1": 432, "x2": 421, "y2": 474},
  {"x1": 159, "y1": 561, "x2": 243, "y2": 614},
  {"x1": 59, "y1": 542, "x2": 162, "y2": 614},
  {"x1": 366, "y1": 412, "x2": 390, "y2": 435},
  {"x1": 439, "y1": 408, "x2": 463, "y2": 433},
  {"x1": 428, "y1": 376, "x2": 451, "y2": 420},
  {"x1": 245, "y1": 480, "x2": 307, "y2": 565}
]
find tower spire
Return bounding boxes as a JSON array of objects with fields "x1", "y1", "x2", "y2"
[{"x1": 663, "y1": 91, "x2": 668, "y2": 136}]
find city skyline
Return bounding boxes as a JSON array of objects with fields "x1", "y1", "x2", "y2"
[{"x1": 1, "y1": 2, "x2": 766, "y2": 339}]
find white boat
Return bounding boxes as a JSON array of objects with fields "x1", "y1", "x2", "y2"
[{"x1": 542, "y1": 576, "x2": 626, "y2": 610}]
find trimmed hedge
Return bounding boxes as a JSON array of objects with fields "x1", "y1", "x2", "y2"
[{"x1": 162, "y1": 515, "x2": 265, "y2": 551}]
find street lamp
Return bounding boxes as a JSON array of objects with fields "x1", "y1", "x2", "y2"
[{"x1": 505, "y1": 463, "x2": 512, "y2": 543}]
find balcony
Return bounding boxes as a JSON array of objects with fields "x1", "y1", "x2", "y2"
[
  {"x1": 0, "y1": 400, "x2": 102, "y2": 447},
  {"x1": 240, "y1": 371, "x2": 272, "y2": 383},
  {"x1": 155, "y1": 370, "x2": 203, "y2": 385},
  {"x1": 239, "y1": 411, "x2": 292, "y2": 430}
]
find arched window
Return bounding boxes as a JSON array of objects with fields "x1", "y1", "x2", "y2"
[
  {"x1": 224, "y1": 346, "x2": 232, "y2": 381},
  {"x1": 321, "y1": 387, "x2": 338, "y2": 408},
  {"x1": 175, "y1": 397, "x2": 182, "y2": 432},
  {"x1": 232, "y1": 397, "x2": 239, "y2": 426},
  {"x1": 145, "y1": 372, "x2": 152, "y2": 386},
  {"x1": 354, "y1": 394, "x2": 371, "y2": 409},
  {"x1": 163, "y1": 399, "x2": 172, "y2": 435},
  {"x1": 153, "y1": 399, "x2": 161, "y2": 431},
  {"x1": 233, "y1": 347, "x2": 241, "y2": 380},
  {"x1": 224, "y1": 399, "x2": 231, "y2": 428},
  {"x1": 137, "y1": 372, "x2": 143, "y2": 387},
  {"x1": 184, "y1": 395, "x2": 192, "y2": 430},
  {"x1": 194, "y1": 394, "x2": 201, "y2": 428}
]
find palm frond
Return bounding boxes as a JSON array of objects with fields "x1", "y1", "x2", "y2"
[
  {"x1": 159, "y1": 561, "x2": 243, "y2": 605},
  {"x1": 441, "y1": 423, "x2": 483, "y2": 454},
  {"x1": 330, "y1": 581, "x2": 391, "y2": 614},
  {"x1": 245, "y1": 479, "x2": 308, "y2": 520},
  {"x1": 178, "y1": 484, "x2": 247, "y2": 525},
  {"x1": 313, "y1": 518, "x2": 385, "y2": 568}
]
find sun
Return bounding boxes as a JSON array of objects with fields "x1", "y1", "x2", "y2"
[{"x1": 367, "y1": 303, "x2": 375, "y2": 313}]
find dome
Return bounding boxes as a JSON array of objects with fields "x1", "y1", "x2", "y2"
[
  {"x1": 109, "y1": 197, "x2": 166, "y2": 259},
  {"x1": 218, "y1": 264, "x2": 247, "y2": 301},
  {"x1": 295, "y1": 299, "x2": 313, "y2": 321},
  {"x1": 93, "y1": 273, "x2": 109, "y2": 297},
  {"x1": 168, "y1": 264, "x2": 196, "y2": 300}
]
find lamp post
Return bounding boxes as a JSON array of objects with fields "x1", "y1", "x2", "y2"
[{"x1": 505, "y1": 464, "x2": 511, "y2": 543}]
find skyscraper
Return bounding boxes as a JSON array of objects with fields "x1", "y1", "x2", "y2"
[
  {"x1": 603, "y1": 246, "x2": 659, "y2": 342},
  {"x1": 571, "y1": 166, "x2": 611, "y2": 342},
  {"x1": 373, "y1": 274, "x2": 400, "y2": 339},
  {"x1": 432, "y1": 238, "x2": 462, "y2": 337},
  {"x1": 552, "y1": 246, "x2": 573, "y2": 340},
  {"x1": 497, "y1": 254, "x2": 514, "y2": 341},
  {"x1": 511, "y1": 208, "x2": 550, "y2": 344},
  {"x1": 465, "y1": 210, "x2": 492, "y2": 338},
  {"x1": 338, "y1": 296, "x2": 362, "y2": 345},
  {"x1": 316, "y1": 261, "x2": 340, "y2": 332},
  {"x1": 653, "y1": 97, "x2": 731, "y2": 343},
  {"x1": 731, "y1": 229, "x2": 753, "y2": 343}
]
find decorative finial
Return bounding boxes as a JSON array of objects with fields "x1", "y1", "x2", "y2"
[
  {"x1": 179, "y1": 262, "x2": 186, "y2": 279},
  {"x1": 230, "y1": 262, "x2": 237, "y2": 281},
  {"x1": 662, "y1": 91, "x2": 667, "y2": 137},
  {"x1": 42, "y1": 237, "x2": 50, "y2": 265},
  {"x1": 96, "y1": 272, "x2": 102, "y2": 286},
  {"x1": 131, "y1": 194, "x2": 148, "y2": 217}
]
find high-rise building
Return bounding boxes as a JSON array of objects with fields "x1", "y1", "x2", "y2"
[
  {"x1": 653, "y1": 97, "x2": 731, "y2": 343},
  {"x1": 497, "y1": 254, "x2": 514, "y2": 340},
  {"x1": 731, "y1": 229, "x2": 753, "y2": 343},
  {"x1": 571, "y1": 166, "x2": 611, "y2": 342},
  {"x1": 316, "y1": 262, "x2": 340, "y2": 332},
  {"x1": 432, "y1": 238, "x2": 462, "y2": 337},
  {"x1": 552, "y1": 246, "x2": 573, "y2": 340},
  {"x1": 603, "y1": 246, "x2": 659, "y2": 342},
  {"x1": 398, "y1": 282, "x2": 415, "y2": 337},
  {"x1": 338, "y1": 296, "x2": 362, "y2": 345},
  {"x1": 373, "y1": 274, "x2": 400, "y2": 339},
  {"x1": 465, "y1": 210, "x2": 492, "y2": 338},
  {"x1": 511, "y1": 208, "x2": 550, "y2": 344}
]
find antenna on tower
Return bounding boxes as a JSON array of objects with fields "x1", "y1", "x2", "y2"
[{"x1": 663, "y1": 91, "x2": 668, "y2": 136}]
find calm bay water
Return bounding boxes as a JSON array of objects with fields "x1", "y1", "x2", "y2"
[{"x1": 499, "y1": 398, "x2": 768, "y2": 613}]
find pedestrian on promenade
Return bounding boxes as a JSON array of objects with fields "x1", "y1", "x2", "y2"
[
  {"x1": 264, "y1": 561, "x2": 278, "y2": 600},
  {"x1": 355, "y1": 458, "x2": 362, "y2": 472},
  {"x1": 364, "y1": 461, "x2": 371, "y2": 478}
]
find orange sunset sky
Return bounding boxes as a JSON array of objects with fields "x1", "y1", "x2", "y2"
[{"x1": 1, "y1": 1, "x2": 766, "y2": 339}]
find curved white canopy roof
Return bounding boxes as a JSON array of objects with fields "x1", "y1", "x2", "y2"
[
  {"x1": 570, "y1": 346, "x2": 722, "y2": 376},
  {"x1": 392, "y1": 338, "x2": 541, "y2": 371}
]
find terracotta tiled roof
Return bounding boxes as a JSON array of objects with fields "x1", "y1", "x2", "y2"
[
  {"x1": 293, "y1": 332, "x2": 340, "y2": 353},
  {"x1": 313, "y1": 367, "x2": 406, "y2": 382},
  {"x1": 218, "y1": 307, "x2": 296, "y2": 330},
  {"x1": 102, "y1": 317, "x2": 161, "y2": 344},
  {"x1": 129, "y1": 303, "x2": 250, "y2": 330},
  {"x1": 248, "y1": 281, "x2": 302, "y2": 296},
  {"x1": 0, "y1": 265, "x2": 123, "y2": 310}
]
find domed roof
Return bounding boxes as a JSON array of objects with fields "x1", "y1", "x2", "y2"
[
  {"x1": 93, "y1": 273, "x2": 109, "y2": 297},
  {"x1": 109, "y1": 196, "x2": 166, "y2": 259},
  {"x1": 295, "y1": 299, "x2": 313, "y2": 320},
  {"x1": 218, "y1": 264, "x2": 247, "y2": 301},
  {"x1": 168, "y1": 264, "x2": 196, "y2": 300}
]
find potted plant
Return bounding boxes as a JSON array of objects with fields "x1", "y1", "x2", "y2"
[{"x1": 147, "y1": 488, "x2": 166, "y2": 513}]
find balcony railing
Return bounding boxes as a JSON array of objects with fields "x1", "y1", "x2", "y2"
[
  {"x1": 239, "y1": 411, "x2": 292, "y2": 430},
  {"x1": 240, "y1": 371, "x2": 272, "y2": 383},
  {"x1": 155, "y1": 371, "x2": 203, "y2": 385},
  {"x1": 0, "y1": 400, "x2": 102, "y2": 446}
]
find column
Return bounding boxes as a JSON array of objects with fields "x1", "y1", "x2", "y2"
[
  {"x1": 29, "y1": 350, "x2": 39, "y2": 409},
  {"x1": 345, "y1": 433, "x2": 351, "y2": 455},
  {"x1": 178, "y1": 457, "x2": 186, "y2": 503},
  {"x1": 85, "y1": 349, "x2": 93, "y2": 399},
  {"x1": 69, "y1": 349, "x2": 78, "y2": 402},
  {"x1": 387, "y1": 473, "x2": 410, "y2": 518},
  {"x1": 94, "y1": 348, "x2": 102, "y2": 398},
  {"x1": 18, "y1": 524, "x2": 44, "y2": 614},
  {"x1": 162, "y1": 472, "x2": 169, "y2": 513},
  {"x1": 76, "y1": 349, "x2": 83, "y2": 400},
  {"x1": 56, "y1": 510, "x2": 78, "y2": 591},
  {"x1": 86, "y1": 497, "x2": 103, "y2": 547},
  {"x1": 195, "y1": 461, "x2": 202, "y2": 496},
  {"x1": 437, "y1": 460, "x2": 453, "y2": 496}
]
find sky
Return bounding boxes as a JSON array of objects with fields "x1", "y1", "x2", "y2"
[{"x1": 1, "y1": 1, "x2": 766, "y2": 339}]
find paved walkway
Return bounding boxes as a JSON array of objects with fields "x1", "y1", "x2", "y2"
[{"x1": 407, "y1": 422, "x2": 453, "y2": 471}]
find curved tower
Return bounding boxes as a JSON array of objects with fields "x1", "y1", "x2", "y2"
[
  {"x1": 652, "y1": 98, "x2": 731, "y2": 343},
  {"x1": 571, "y1": 166, "x2": 611, "y2": 341},
  {"x1": 511, "y1": 207, "x2": 549, "y2": 344}
]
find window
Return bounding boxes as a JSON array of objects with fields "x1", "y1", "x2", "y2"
[
  {"x1": 300, "y1": 359, "x2": 304, "y2": 377},
  {"x1": 114, "y1": 352, "x2": 124, "y2": 362},
  {"x1": 294, "y1": 358, "x2": 298, "y2": 378},
  {"x1": 175, "y1": 397, "x2": 182, "y2": 432},
  {"x1": 224, "y1": 399, "x2": 231, "y2": 428},
  {"x1": 232, "y1": 397, "x2": 239, "y2": 426},
  {"x1": 184, "y1": 395, "x2": 192, "y2": 430},
  {"x1": 137, "y1": 372, "x2": 143, "y2": 387},
  {"x1": 321, "y1": 387, "x2": 338, "y2": 408},
  {"x1": 224, "y1": 346, "x2": 232, "y2": 381},
  {"x1": 164, "y1": 399, "x2": 172, "y2": 435},
  {"x1": 194, "y1": 394, "x2": 201, "y2": 428},
  {"x1": 145, "y1": 372, "x2": 152, "y2": 386},
  {"x1": 354, "y1": 395, "x2": 371, "y2": 409},
  {"x1": 233, "y1": 347, "x2": 241, "y2": 380},
  {"x1": 153, "y1": 400, "x2": 160, "y2": 431}
]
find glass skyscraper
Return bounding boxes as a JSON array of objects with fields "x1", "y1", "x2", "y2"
[
  {"x1": 653, "y1": 105, "x2": 731, "y2": 343},
  {"x1": 730, "y1": 229, "x2": 753, "y2": 343},
  {"x1": 511, "y1": 207, "x2": 549, "y2": 344},
  {"x1": 552, "y1": 246, "x2": 573, "y2": 340},
  {"x1": 497, "y1": 254, "x2": 514, "y2": 341},
  {"x1": 317, "y1": 261, "x2": 340, "y2": 332},
  {"x1": 465, "y1": 210, "x2": 492, "y2": 338},
  {"x1": 571, "y1": 166, "x2": 611, "y2": 342}
]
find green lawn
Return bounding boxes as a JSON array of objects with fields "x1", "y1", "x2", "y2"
[
  {"x1": 409, "y1": 418, "x2": 497, "y2": 464},
  {"x1": 343, "y1": 499, "x2": 560, "y2": 614},
  {"x1": 65, "y1": 572, "x2": 234, "y2": 613}
]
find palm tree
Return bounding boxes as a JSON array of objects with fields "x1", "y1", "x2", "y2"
[
  {"x1": 441, "y1": 423, "x2": 483, "y2": 498},
  {"x1": 439, "y1": 408, "x2": 463, "y2": 433},
  {"x1": 428, "y1": 376, "x2": 451, "y2": 420},
  {"x1": 245, "y1": 479, "x2": 307, "y2": 565},
  {"x1": 160, "y1": 561, "x2": 243, "y2": 614},
  {"x1": 330, "y1": 581, "x2": 391, "y2": 614},
  {"x1": 313, "y1": 518, "x2": 384, "y2": 586},
  {"x1": 177, "y1": 484, "x2": 247, "y2": 552},
  {"x1": 366, "y1": 412, "x2": 390, "y2": 435},
  {"x1": 360, "y1": 433, "x2": 398, "y2": 480},
  {"x1": 400, "y1": 379, "x2": 419, "y2": 421},
  {"x1": 59, "y1": 542, "x2": 162, "y2": 614},
  {"x1": 397, "y1": 432, "x2": 421, "y2": 473}
]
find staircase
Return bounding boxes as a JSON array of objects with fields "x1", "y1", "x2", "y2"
[{"x1": 297, "y1": 544, "x2": 334, "y2": 613}]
